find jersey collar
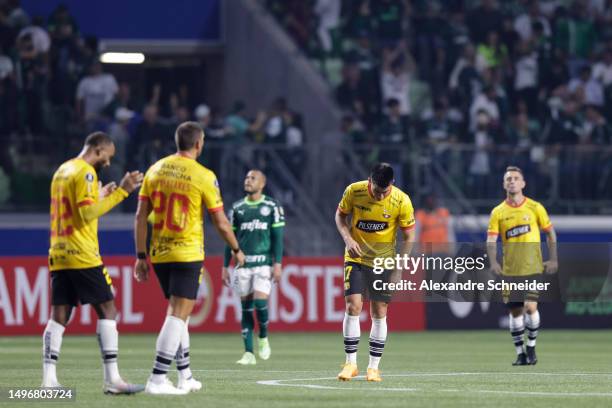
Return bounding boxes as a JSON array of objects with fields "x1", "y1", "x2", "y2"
[
  {"x1": 505, "y1": 196, "x2": 527, "y2": 208},
  {"x1": 245, "y1": 194, "x2": 266, "y2": 205}
]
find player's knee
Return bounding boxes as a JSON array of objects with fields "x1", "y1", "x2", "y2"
[
  {"x1": 370, "y1": 303, "x2": 388, "y2": 319},
  {"x1": 95, "y1": 301, "x2": 117, "y2": 320},
  {"x1": 346, "y1": 302, "x2": 362, "y2": 315},
  {"x1": 51, "y1": 306, "x2": 72, "y2": 326}
]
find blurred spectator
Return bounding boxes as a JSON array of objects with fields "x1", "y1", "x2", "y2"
[
  {"x1": 47, "y1": 3, "x2": 79, "y2": 38},
  {"x1": 225, "y1": 100, "x2": 266, "y2": 141},
  {"x1": 283, "y1": 0, "x2": 314, "y2": 51},
  {"x1": 103, "y1": 81, "x2": 140, "y2": 117},
  {"x1": 345, "y1": 0, "x2": 375, "y2": 39},
  {"x1": 548, "y1": 97, "x2": 582, "y2": 145},
  {"x1": 341, "y1": 113, "x2": 368, "y2": 144},
  {"x1": 514, "y1": 0, "x2": 551, "y2": 41},
  {"x1": 5, "y1": 0, "x2": 29, "y2": 31},
  {"x1": 380, "y1": 44, "x2": 413, "y2": 117},
  {"x1": 421, "y1": 97, "x2": 459, "y2": 146},
  {"x1": 314, "y1": 0, "x2": 341, "y2": 54},
  {"x1": 14, "y1": 31, "x2": 48, "y2": 133},
  {"x1": 513, "y1": 41, "x2": 539, "y2": 115},
  {"x1": 554, "y1": 2, "x2": 597, "y2": 75},
  {"x1": 17, "y1": 16, "x2": 50, "y2": 54},
  {"x1": 568, "y1": 65, "x2": 604, "y2": 107},
  {"x1": 415, "y1": 194, "x2": 455, "y2": 255},
  {"x1": 372, "y1": 0, "x2": 405, "y2": 45},
  {"x1": 75, "y1": 61, "x2": 118, "y2": 124},
  {"x1": 468, "y1": 110, "x2": 494, "y2": 198},
  {"x1": 469, "y1": 85, "x2": 499, "y2": 132},
  {"x1": 584, "y1": 104, "x2": 612, "y2": 145},
  {"x1": 592, "y1": 49, "x2": 612, "y2": 86},
  {"x1": 499, "y1": 15, "x2": 520, "y2": 59},
  {"x1": 264, "y1": 97, "x2": 290, "y2": 144},
  {"x1": 336, "y1": 61, "x2": 376, "y2": 126},
  {"x1": 49, "y1": 19, "x2": 85, "y2": 106},
  {"x1": 0, "y1": 45, "x2": 17, "y2": 135},
  {"x1": 476, "y1": 30, "x2": 508, "y2": 72},
  {"x1": 377, "y1": 98, "x2": 408, "y2": 186},
  {"x1": 130, "y1": 104, "x2": 171, "y2": 170},
  {"x1": 105, "y1": 107, "x2": 134, "y2": 184},
  {"x1": 449, "y1": 43, "x2": 483, "y2": 110},
  {"x1": 466, "y1": 0, "x2": 504, "y2": 44}
]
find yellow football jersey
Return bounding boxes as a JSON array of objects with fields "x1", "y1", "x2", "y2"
[
  {"x1": 138, "y1": 154, "x2": 223, "y2": 263},
  {"x1": 49, "y1": 158, "x2": 128, "y2": 271},
  {"x1": 338, "y1": 180, "x2": 415, "y2": 267},
  {"x1": 487, "y1": 197, "x2": 553, "y2": 276}
]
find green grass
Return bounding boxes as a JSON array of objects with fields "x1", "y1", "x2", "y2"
[{"x1": 1, "y1": 331, "x2": 612, "y2": 408}]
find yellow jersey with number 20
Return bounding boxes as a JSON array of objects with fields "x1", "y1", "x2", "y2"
[{"x1": 139, "y1": 154, "x2": 224, "y2": 263}]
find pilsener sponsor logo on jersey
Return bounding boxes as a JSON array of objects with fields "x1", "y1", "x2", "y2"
[
  {"x1": 506, "y1": 224, "x2": 531, "y2": 239},
  {"x1": 356, "y1": 220, "x2": 388, "y2": 232},
  {"x1": 240, "y1": 219, "x2": 268, "y2": 231}
]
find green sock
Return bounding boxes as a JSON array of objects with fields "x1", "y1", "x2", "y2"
[
  {"x1": 254, "y1": 299, "x2": 269, "y2": 339},
  {"x1": 241, "y1": 299, "x2": 254, "y2": 352}
]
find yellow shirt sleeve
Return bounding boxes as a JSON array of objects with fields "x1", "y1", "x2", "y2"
[
  {"x1": 138, "y1": 172, "x2": 151, "y2": 202},
  {"x1": 487, "y1": 208, "x2": 500, "y2": 236},
  {"x1": 536, "y1": 203, "x2": 553, "y2": 231},
  {"x1": 398, "y1": 194, "x2": 416, "y2": 230},
  {"x1": 337, "y1": 185, "x2": 354, "y2": 214},
  {"x1": 74, "y1": 167, "x2": 98, "y2": 207},
  {"x1": 202, "y1": 172, "x2": 224, "y2": 213}
]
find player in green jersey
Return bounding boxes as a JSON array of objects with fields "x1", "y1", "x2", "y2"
[{"x1": 223, "y1": 170, "x2": 285, "y2": 365}]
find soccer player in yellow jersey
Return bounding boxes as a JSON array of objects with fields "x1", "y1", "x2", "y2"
[
  {"x1": 487, "y1": 166, "x2": 558, "y2": 366},
  {"x1": 134, "y1": 122, "x2": 245, "y2": 395},
  {"x1": 44, "y1": 132, "x2": 144, "y2": 394},
  {"x1": 335, "y1": 163, "x2": 415, "y2": 382}
]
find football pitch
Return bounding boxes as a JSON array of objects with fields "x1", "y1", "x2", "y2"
[{"x1": 1, "y1": 331, "x2": 611, "y2": 408}]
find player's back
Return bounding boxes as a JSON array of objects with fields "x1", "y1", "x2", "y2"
[
  {"x1": 139, "y1": 154, "x2": 223, "y2": 263},
  {"x1": 49, "y1": 158, "x2": 102, "y2": 270}
]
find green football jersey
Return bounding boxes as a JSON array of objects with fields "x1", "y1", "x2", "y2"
[{"x1": 229, "y1": 195, "x2": 285, "y2": 267}]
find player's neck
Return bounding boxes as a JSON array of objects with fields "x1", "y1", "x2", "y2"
[
  {"x1": 77, "y1": 148, "x2": 96, "y2": 167},
  {"x1": 176, "y1": 150, "x2": 197, "y2": 160},
  {"x1": 246, "y1": 192, "x2": 263, "y2": 203},
  {"x1": 506, "y1": 193, "x2": 525, "y2": 206}
]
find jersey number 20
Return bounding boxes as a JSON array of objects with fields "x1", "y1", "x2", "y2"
[{"x1": 151, "y1": 191, "x2": 189, "y2": 232}]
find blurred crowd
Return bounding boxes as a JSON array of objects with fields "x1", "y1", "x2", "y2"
[
  {"x1": 0, "y1": 1, "x2": 306, "y2": 207},
  {"x1": 266, "y1": 0, "x2": 612, "y2": 200}
]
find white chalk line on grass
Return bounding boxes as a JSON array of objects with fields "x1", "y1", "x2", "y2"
[{"x1": 256, "y1": 372, "x2": 612, "y2": 397}]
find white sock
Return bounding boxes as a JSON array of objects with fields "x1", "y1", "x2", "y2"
[
  {"x1": 509, "y1": 314, "x2": 525, "y2": 355},
  {"x1": 151, "y1": 316, "x2": 184, "y2": 384},
  {"x1": 42, "y1": 319, "x2": 65, "y2": 386},
  {"x1": 97, "y1": 319, "x2": 121, "y2": 384},
  {"x1": 368, "y1": 317, "x2": 387, "y2": 370},
  {"x1": 525, "y1": 311, "x2": 540, "y2": 347},
  {"x1": 176, "y1": 317, "x2": 192, "y2": 381},
  {"x1": 343, "y1": 313, "x2": 360, "y2": 365}
]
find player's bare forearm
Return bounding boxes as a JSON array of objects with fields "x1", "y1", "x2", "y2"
[
  {"x1": 400, "y1": 227, "x2": 415, "y2": 256},
  {"x1": 134, "y1": 199, "x2": 150, "y2": 254},
  {"x1": 334, "y1": 210, "x2": 352, "y2": 244},
  {"x1": 546, "y1": 228, "x2": 558, "y2": 263},
  {"x1": 486, "y1": 234, "x2": 501, "y2": 271}
]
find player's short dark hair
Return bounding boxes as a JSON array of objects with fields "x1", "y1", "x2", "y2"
[
  {"x1": 370, "y1": 163, "x2": 394, "y2": 187},
  {"x1": 175, "y1": 121, "x2": 204, "y2": 151},
  {"x1": 84, "y1": 131, "x2": 113, "y2": 148},
  {"x1": 505, "y1": 165, "x2": 523, "y2": 175}
]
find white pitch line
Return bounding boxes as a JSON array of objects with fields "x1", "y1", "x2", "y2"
[{"x1": 256, "y1": 372, "x2": 612, "y2": 397}]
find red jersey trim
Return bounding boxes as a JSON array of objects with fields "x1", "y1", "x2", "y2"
[
  {"x1": 337, "y1": 206, "x2": 350, "y2": 215},
  {"x1": 138, "y1": 195, "x2": 149, "y2": 202},
  {"x1": 208, "y1": 205, "x2": 224, "y2": 213},
  {"x1": 77, "y1": 199, "x2": 94, "y2": 207}
]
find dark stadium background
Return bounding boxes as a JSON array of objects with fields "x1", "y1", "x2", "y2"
[{"x1": 0, "y1": 0, "x2": 610, "y2": 335}]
